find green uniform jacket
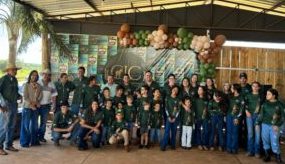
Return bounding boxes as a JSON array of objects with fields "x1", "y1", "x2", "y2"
[
  {"x1": 113, "y1": 95, "x2": 126, "y2": 106},
  {"x1": 137, "y1": 81, "x2": 160, "y2": 97},
  {"x1": 136, "y1": 96, "x2": 152, "y2": 112},
  {"x1": 150, "y1": 99, "x2": 164, "y2": 113},
  {"x1": 241, "y1": 83, "x2": 252, "y2": 98},
  {"x1": 180, "y1": 106, "x2": 195, "y2": 126},
  {"x1": 208, "y1": 100, "x2": 224, "y2": 116},
  {"x1": 102, "y1": 108, "x2": 115, "y2": 127},
  {"x1": 53, "y1": 110, "x2": 77, "y2": 128},
  {"x1": 206, "y1": 88, "x2": 215, "y2": 100},
  {"x1": 82, "y1": 85, "x2": 101, "y2": 108},
  {"x1": 227, "y1": 95, "x2": 245, "y2": 118},
  {"x1": 54, "y1": 81, "x2": 75, "y2": 105},
  {"x1": 151, "y1": 110, "x2": 163, "y2": 128},
  {"x1": 194, "y1": 97, "x2": 208, "y2": 120},
  {"x1": 0, "y1": 74, "x2": 20, "y2": 104},
  {"x1": 82, "y1": 109, "x2": 103, "y2": 126},
  {"x1": 165, "y1": 96, "x2": 181, "y2": 119},
  {"x1": 124, "y1": 105, "x2": 137, "y2": 122},
  {"x1": 110, "y1": 119, "x2": 129, "y2": 135},
  {"x1": 245, "y1": 93, "x2": 263, "y2": 114},
  {"x1": 99, "y1": 96, "x2": 114, "y2": 108},
  {"x1": 121, "y1": 83, "x2": 136, "y2": 96},
  {"x1": 72, "y1": 77, "x2": 89, "y2": 105},
  {"x1": 257, "y1": 101, "x2": 285, "y2": 127},
  {"x1": 137, "y1": 109, "x2": 152, "y2": 128}
]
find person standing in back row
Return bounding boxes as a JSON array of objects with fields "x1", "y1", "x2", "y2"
[{"x1": 71, "y1": 66, "x2": 89, "y2": 116}]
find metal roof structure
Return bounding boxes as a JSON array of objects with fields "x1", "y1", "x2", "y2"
[{"x1": 13, "y1": 0, "x2": 285, "y2": 19}]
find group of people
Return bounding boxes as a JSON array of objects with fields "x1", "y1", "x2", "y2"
[{"x1": 0, "y1": 64, "x2": 284, "y2": 164}]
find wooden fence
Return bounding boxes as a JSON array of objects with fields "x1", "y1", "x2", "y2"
[{"x1": 214, "y1": 46, "x2": 285, "y2": 100}]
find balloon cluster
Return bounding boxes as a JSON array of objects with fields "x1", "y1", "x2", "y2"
[
  {"x1": 190, "y1": 35, "x2": 211, "y2": 53},
  {"x1": 164, "y1": 33, "x2": 179, "y2": 49},
  {"x1": 133, "y1": 30, "x2": 151, "y2": 47},
  {"x1": 176, "y1": 28, "x2": 193, "y2": 50},
  {"x1": 117, "y1": 23, "x2": 132, "y2": 47},
  {"x1": 148, "y1": 24, "x2": 169, "y2": 49},
  {"x1": 197, "y1": 34, "x2": 227, "y2": 81}
]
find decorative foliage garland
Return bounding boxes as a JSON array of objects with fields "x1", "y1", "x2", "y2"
[{"x1": 117, "y1": 24, "x2": 226, "y2": 81}]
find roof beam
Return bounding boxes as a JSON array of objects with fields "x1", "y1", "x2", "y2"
[
  {"x1": 83, "y1": 0, "x2": 103, "y2": 16},
  {"x1": 12, "y1": 0, "x2": 49, "y2": 16}
]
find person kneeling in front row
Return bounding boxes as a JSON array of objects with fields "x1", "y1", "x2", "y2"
[
  {"x1": 52, "y1": 101, "x2": 79, "y2": 146},
  {"x1": 109, "y1": 110, "x2": 130, "y2": 152}
]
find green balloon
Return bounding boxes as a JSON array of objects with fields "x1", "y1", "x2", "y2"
[
  {"x1": 200, "y1": 70, "x2": 207, "y2": 77},
  {"x1": 144, "y1": 40, "x2": 150, "y2": 46},
  {"x1": 204, "y1": 63, "x2": 210, "y2": 69},
  {"x1": 139, "y1": 39, "x2": 144, "y2": 46},
  {"x1": 187, "y1": 32, "x2": 194, "y2": 39},
  {"x1": 139, "y1": 30, "x2": 144, "y2": 34},
  {"x1": 208, "y1": 68, "x2": 215, "y2": 74},
  {"x1": 209, "y1": 63, "x2": 215, "y2": 69},
  {"x1": 145, "y1": 30, "x2": 151, "y2": 34},
  {"x1": 135, "y1": 33, "x2": 141, "y2": 40},
  {"x1": 183, "y1": 44, "x2": 190, "y2": 50},
  {"x1": 178, "y1": 44, "x2": 183, "y2": 50},
  {"x1": 182, "y1": 37, "x2": 190, "y2": 44},
  {"x1": 141, "y1": 33, "x2": 147, "y2": 39},
  {"x1": 177, "y1": 28, "x2": 188, "y2": 38}
]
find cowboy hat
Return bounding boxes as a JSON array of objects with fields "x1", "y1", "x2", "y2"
[
  {"x1": 41, "y1": 69, "x2": 51, "y2": 75},
  {"x1": 2, "y1": 63, "x2": 22, "y2": 72}
]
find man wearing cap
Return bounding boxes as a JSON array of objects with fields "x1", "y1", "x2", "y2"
[
  {"x1": 239, "y1": 72, "x2": 252, "y2": 97},
  {"x1": 109, "y1": 110, "x2": 130, "y2": 152},
  {"x1": 38, "y1": 69, "x2": 58, "y2": 142},
  {"x1": 71, "y1": 66, "x2": 89, "y2": 115},
  {"x1": 0, "y1": 64, "x2": 22, "y2": 155},
  {"x1": 239, "y1": 72, "x2": 252, "y2": 150}
]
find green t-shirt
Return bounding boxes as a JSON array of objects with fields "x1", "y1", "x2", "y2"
[
  {"x1": 110, "y1": 119, "x2": 129, "y2": 134},
  {"x1": 136, "y1": 96, "x2": 152, "y2": 112},
  {"x1": 54, "y1": 81, "x2": 75, "y2": 105},
  {"x1": 208, "y1": 100, "x2": 224, "y2": 116},
  {"x1": 227, "y1": 95, "x2": 245, "y2": 118},
  {"x1": 137, "y1": 81, "x2": 160, "y2": 97},
  {"x1": 82, "y1": 85, "x2": 101, "y2": 108},
  {"x1": 241, "y1": 84, "x2": 252, "y2": 98},
  {"x1": 165, "y1": 96, "x2": 181, "y2": 119},
  {"x1": 102, "y1": 107, "x2": 115, "y2": 127},
  {"x1": 245, "y1": 93, "x2": 262, "y2": 114},
  {"x1": 113, "y1": 95, "x2": 126, "y2": 106},
  {"x1": 151, "y1": 110, "x2": 163, "y2": 128},
  {"x1": 138, "y1": 109, "x2": 152, "y2": 128},
  {"x1": 194, "y1": 97, "x2": 208, "y2": 120},
  {"x1": 121, "y1": 83, "x2": 135, "y2": 96},
  {"x1": 124, "y1": 105, "x2": 137, "y2": 122},
  {"x1": 72, "y1": 77, "x2": 89, "y2": 105},
  {"x1": 257, "y1": 101, "x2": 285, "y2": 126},
  {"x1": 82, "y1": 109, "x2": 103, "y2": 126},
  {"x1": 53, "y1": 110, "x2": 77, "y2": 128},
  {"x1": 180, "y1": 107, "x2": 195, "y2": 126}
]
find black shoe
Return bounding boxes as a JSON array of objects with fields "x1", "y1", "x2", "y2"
[
  {"x1": 171, "y1": 146, "x2": 176, "y2": 150},
  {"x1": 5, "y1": 146, "x2": 19, "y2": 152},
  {"x1": 144, "y1": 145, "x2": 150, "y2": 149},
  {"x1": 39, "y1": 138, "x2": 47, "y2": 143},
  {"x1": 160, "y1": 147, "x2": 166, "y2": 151},
  {"x1": 264, "y1": 149, "x2": 271, "y2": 162},
  {"x1": 186, "y1": 147, "x2": 191, "y2": 150},
  {"x1": 276, "y1": 154, "x2": 283, "y2": 164},
  {"x1": 138, "y1": 145, "x2": 143, "y2": 149}
]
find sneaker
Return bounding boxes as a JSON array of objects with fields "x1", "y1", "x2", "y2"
[
  {"x1": 210, "y1": 147, "x2": 214, "y2": 151},
  {"x1": 203, "y1": 146, "x2": 209, "y2": 151},
  {"x1": 0, "y1": 149, "x2": 8, "y2": 155},
  {"x1": 125, "y1": 145, "x2": 130, "y2": 152},
  {"x1": 39, "y1": 138, "x2": 47, "y2": 143},
  {"x1": 5, "y1": 146, "x2": 19, "y2": 152},
  {"x1": 138, "y1": 144, "x2": 143, "y2": 149},
  {"x1": 218, "y1": 147, "x2": 223, "y2": 152},
  {"x1": 198, "y1": 146, "x2": 203, "y2": 150},
  {"x1": 255, "y1": 154, "x2": 261, "y2": 159},
  {"x1": 245, "y1": 152, "x2": 253, "y2": 157}
]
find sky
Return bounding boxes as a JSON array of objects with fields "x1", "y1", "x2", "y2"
[{"x1": 0, "y1": 24, "x2": 42, "y2": 64}]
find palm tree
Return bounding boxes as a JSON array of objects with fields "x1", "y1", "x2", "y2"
[{"x1": 0, "y1": 0, "x2": 70, "y2": 66}]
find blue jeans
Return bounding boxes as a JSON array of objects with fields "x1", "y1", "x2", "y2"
[
  {"x1": 210, "y1": 115, "x2": 224, "y2": 147},
  {"x1": 69, "y1": 123, "x2": 81, "y2": 143},
  {"x1": 262, "y1": 123, "x2": 281, "y2": 154},
  {"x1": 102, "y1": 126, "x2": 110, "y2": 143},
  {"x1": 246, "y1": 114, "x2": 261, "y2": 155},
  {"x1": 226, "y1": 114, "x2": 240, "y2": 153},
  {"x1": 20, "y1": 108, "x2": 39, "y2": 147},
  {"x1": 150, "y1": 128, "x2": 161, "y2": 143},
  {"x1": 161, "y1": 118, "x2": 178, "y2": 149},
  {"x1": 0, "y1": 102, "x2": 18, "y2": 149},
  {"x1": 71, "y1": 104, "x2": 80, "y2": 116},
  {"x1": 78, "y1": 127, "x2": 101, "y2": 149},
  {"x1": 52, "y1": 123, "x2": 80, "y2": 143},
  {"x1": 38, "y1": 104, "x2": 51, "y2": 139},
  {"x1": 196, "y1": 119, "x2": 209, "y2": 147}
]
